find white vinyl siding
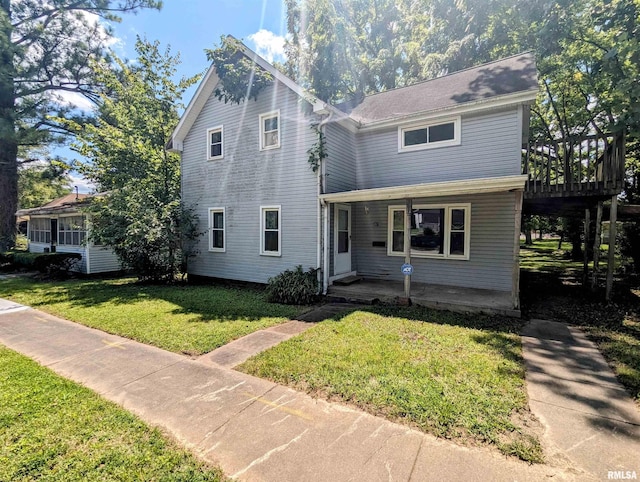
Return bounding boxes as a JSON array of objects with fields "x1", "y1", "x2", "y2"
[
  {"x1": 387, "y1": 203, "x2": 470, "y2": 260},
  {"x1": 208, "y1": 207, "x2": 225, "y2": 252},
  {"x1": 260, "y1": 205, "x2": 281, "y2": 256},
  {"x1": 207, "y1": 126, "x2": 223, "y2": 160},
  {"x1": 181, "y1": 80, "x2": 318, "y2": 284}
]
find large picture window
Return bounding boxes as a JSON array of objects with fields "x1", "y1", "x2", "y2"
[
  {"x1": 207, "y1": 126, "x2": 223, "y2": 160},
  {"x1": 208, "y1": 207, "x2": 225, "y2": 252},
  {"x1": 260, "y1": 205, "x2": 281, "y2": 256},
  {"x1": 259, "y1": 111, "x2": 280, "y2": 150},
  {"x1": 58, "y1": 216, "x2": 86, "y2": 246},
  {"x1": 398, "y1": 117, "x2": 460, "y2": 152},
  {"x1": 387, "y1": 204, "x2": 470, "y2": 259},
  {"x1": 29, "y1": 218, "x2": 51, "y2": 244}
]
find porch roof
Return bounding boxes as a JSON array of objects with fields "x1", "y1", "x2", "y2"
[{"x1": 319, "y1": 175, "x2": 528, "y2": 203}]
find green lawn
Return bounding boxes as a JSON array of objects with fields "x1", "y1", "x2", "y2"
[
  {"x1": 0, "y1": 346, "x2": 225, "y2": 481},
  {"x1": 0, "y1": 277, "x2": 305, "y2": 355},
  {"x1": 238, "y1": 306, "x2": 543, "y2": 463}
]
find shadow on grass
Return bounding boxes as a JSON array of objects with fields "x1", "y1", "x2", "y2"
[{"x1": 0, "y1": 277, "x2": 301, "y2": 324}]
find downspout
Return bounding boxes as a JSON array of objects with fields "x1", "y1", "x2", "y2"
[{"x1": 317, "y1": 112, "x2": 333, "y2": 295}]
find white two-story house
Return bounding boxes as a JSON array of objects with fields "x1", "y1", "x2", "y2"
[{"x1": 170, "y1": 41, "x2": 537, "y2": 316}]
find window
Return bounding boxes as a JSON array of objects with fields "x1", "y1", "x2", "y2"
[
  {"x1": 388, "y1": 204, "x2": 470, "y2": 259},
  {"x1": 259, "y1": 111, "x2": 280, "y2": 150},
  {"x1": 29, "y1": 218, "x2": 50, "y2": 244},
  {"x1": 398, "y1": 117, "x2": 460, "y2": 151},
  {"x1": 260, "y1": 205, "x2": 281, "y2": 256},
  {"x1": 207, "y1": 126, "x2": 223, "y2": 160},
  {"x1": 58, "y1": 216, "x2": 86, "y2": 246},
  {"x1": 208, "y1": 208, "x2": 225, "y2": 252}
]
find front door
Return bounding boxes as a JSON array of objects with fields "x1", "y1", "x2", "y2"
[{"x1": 334, "y1": 204, "x2": 351, "y2": 275}]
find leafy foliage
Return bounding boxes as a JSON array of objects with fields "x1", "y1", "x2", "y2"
[
  {"x1": 621, "y1": 223, "x2": 640, "y2": 273},
  {"x1": 68, "y1": 39, "x2": 202, "y2": 282},
  {"x1": 7, "y1": 252, "x2": 81, "y2": 276},
  {"x1": 18, "y1": 159, "x2": 71, "y2": 209},
  {"x1": 266, "y1": 265, "x2": 319, "y2": 305},
  {"x1": 307, "y1": 124, "x2": 327, "y2": 173},
  {"x1": 206, "y1": 36, "x2": 273, "y2": 104},
  {"x1": 0, "y1": 0, "x2": 161, "y2": 251}
]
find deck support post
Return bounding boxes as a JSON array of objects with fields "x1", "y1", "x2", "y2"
[
  {"x1": 583, "y1": 207, "x2": 590, "y2": 287},
  {"x1": 606, "y1": 196, "x2": 618, "y2": 301},
  {"x1": 512, "y1": 191, "x2": 523, "y2": 310},
  {"x1": 591, "y1": 202, "x2": 603, "y2": 291},
  {"x1": 404, "y1": 198, "x2": 412, "y2": 299}
]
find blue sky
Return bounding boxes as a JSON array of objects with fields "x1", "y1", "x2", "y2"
[{"x1": 64, "y1": 0, "x2": 288, "y2": 191}]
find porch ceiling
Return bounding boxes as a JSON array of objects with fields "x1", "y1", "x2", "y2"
[{"x1": 319, "y1": 175, "x2": 527, "y2": 203}]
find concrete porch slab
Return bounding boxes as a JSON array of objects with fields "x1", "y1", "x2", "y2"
[{"x1": 328, "y1": 278, "x2": 519, "y2": 317}]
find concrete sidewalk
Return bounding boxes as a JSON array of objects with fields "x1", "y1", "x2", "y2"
[
  {"x1": 523, "y1": 319, "x2": 640, "y2": 480},
  {"x1": 0, "y1": 304, "x2": 572, "y2": 481}
]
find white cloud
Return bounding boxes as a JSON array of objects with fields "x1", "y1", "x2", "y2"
[
  {"x1": 56, "y1": 90, "x2": 96, "y2": 112},
  {"x1": 247, "y1": 29, "x2": 287, "y2": 63},
  {"x1": 69, "y1": 173, "x2": 96, "y2": 194}
]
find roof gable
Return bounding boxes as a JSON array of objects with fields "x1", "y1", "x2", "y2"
[{"x1": 169, "y1": 39, "x2": 341, "y2": 151}]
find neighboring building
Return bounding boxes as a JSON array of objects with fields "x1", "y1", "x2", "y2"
[
  {"x1": 170, "y1": 42, "x2": 539, "y2": 314},
  {"x1": 16, "y1": 194, "x2": 120, "y2": 274}
]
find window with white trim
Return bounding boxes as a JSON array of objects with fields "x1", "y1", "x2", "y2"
[
  {"x1": 398, "y1": 117, "x2": 460, "y2": 152},
  {"x1": 259, "y1": 111, "x2": 280, "y2": 150},
  {"x1": 208, "y1": 207, "x2": 225, "y2": 252},
  {"x1": 260, "y1": 205, "x2": 281, "y2": 256},
  {"x1": 387, "y1": 204, "x2": 470, "y2": 259},
  {"x1": 29, "y1": 218, "x2": 51, "y2": 244},
  {"x1": 207, "y1": 126, "x2": 223, "y2": 160},
  {"x1": 58, "y1": 216, "x2": 86, "y2": 246}
]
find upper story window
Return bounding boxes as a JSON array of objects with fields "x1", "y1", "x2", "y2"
[
  {"x1": 398, "y1": 117, "x2": 460, "y2": 152},
  {"x1": 259, "y1": 111, "x2": 280, "y2": 150},
  {"x1": 59, "y1": 216, "x2": 86, "y2": 246},
  {"x1": 29, "y1": 218, "x2": 50, "y2": 244},
  {"x1": 208, "y1": 207, "x2": 225, "y2": 252},
  {"x1": 207, "y1": 126, "x2": 223, "y2": 160},
  {"x1": 387, "y1": 203, "x2": 470, "y2": 260}
]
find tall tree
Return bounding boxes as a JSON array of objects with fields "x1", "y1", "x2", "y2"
[
  {"x1": 68, "y1": 38, "x2": 200, "y2": 281},
  {"x1": 0, "y1": 0, "x2": 161, "y2": 251},
  {"x1": 18, "y1": 158, "x2": 71, "y2": 209}
]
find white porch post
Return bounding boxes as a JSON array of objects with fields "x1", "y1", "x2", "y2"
[{"x1": 404, "y1": 198, "x2": 412, "y2": 298}]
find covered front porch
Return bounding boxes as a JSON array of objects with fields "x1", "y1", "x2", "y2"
[{"x1": 327, "y1": 278, "x2": 519, "y2": 317}]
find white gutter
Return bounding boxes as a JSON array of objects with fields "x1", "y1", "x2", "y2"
[{"x1": 319, "y1": 175, "x2": 528, "y2": 204}]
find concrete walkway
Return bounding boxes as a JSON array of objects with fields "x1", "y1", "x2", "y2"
[
  {"x1": 523, "y1": 319, "x2": 640, "y2": 480},
  {"x1": 0, "y1": 303, "x2": 573, "y2": 481},
  {"x1": 198, "y1": 304, "x2": 357, "y2": 368}
]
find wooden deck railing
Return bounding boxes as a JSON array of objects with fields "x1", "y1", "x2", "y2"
[{"x1": 522, "y1": 133, "x2": 625, "y2": 197}]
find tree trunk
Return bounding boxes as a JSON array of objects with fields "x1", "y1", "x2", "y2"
[
  {"x1": 0, "y1": 0, "x2": 18, "y2": 251},
  {"x1": 523, "y1": 214, "x2": 533, "y2": 245}
]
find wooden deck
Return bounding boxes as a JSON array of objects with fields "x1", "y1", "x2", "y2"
[{"x1": 522, "y1": 133, "x2": 625, "y2": 200}]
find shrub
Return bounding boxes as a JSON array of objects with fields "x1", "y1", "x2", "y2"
[
  {"x1": 9, "y1": 252, "x2": 81, "y2": 277},
  {"x1": 266, "y1": 265, "x2": 320, "y2": 305},
  {"x1": 621, "y1": 222, "x2": 640, "y2": 273}
]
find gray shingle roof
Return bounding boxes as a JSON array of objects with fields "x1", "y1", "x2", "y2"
[{"x1": 337, "y1": 52, "x2": 537, "y2": 125}]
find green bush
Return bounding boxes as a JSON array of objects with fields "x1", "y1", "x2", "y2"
[
  {"x1": 621, "y1": 222, "x2": 640, "y2": 273},
  {"x1": 266, "y1": 265, "x2": 319, "y2": 305},
  {"x1": 8, "y1": 252, "x2": 81, "y2": 276}
]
